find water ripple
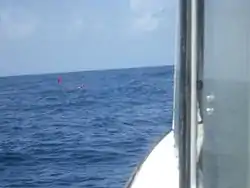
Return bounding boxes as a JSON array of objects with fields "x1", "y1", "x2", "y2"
[{"x1": 0, "y1": 66, "x2": 173, "y2": 188}]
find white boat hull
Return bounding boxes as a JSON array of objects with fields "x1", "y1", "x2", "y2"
[
  {"x1": 126, "y1": 112, "x2": 204, "y2": 188},
  {"x1": 126, "y1": 130, "x2": 179, "y2": 188}
]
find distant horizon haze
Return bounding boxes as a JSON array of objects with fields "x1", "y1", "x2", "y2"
[{"x1": 0, "y1": 64, "x2": 173, "y2": 78}]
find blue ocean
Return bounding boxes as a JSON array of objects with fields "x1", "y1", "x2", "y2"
[{"x1": 0, "y1": 66, "x2": 173, "y2": 188}]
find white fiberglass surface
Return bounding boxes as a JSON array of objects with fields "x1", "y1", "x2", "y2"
[
  {"x1": 202, "y1": 0, "x2": 250, "y2": 187},
  {"x1": 128, "y1": 131, "x2": 179, "y2": 188}
]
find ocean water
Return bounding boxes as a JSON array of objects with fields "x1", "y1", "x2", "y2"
[{"x1": 0, "y1": 66, "x2": 173, "y2": 188}]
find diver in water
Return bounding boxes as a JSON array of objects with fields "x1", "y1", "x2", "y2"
[{"x1": 78, "y1": 84, "x2": 85, "y2": 89}]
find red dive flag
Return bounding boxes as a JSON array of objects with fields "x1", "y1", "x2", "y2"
[{"x1": 57, "y1": 76, "x2": 62, "y2": 84}]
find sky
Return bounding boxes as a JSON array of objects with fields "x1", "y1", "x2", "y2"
[{"x1": 0, "y1": 0, "x2": 177, "y2": 76}]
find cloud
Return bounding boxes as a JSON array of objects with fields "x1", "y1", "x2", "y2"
[
  {"x1": 130, "y1": 0, "x2": 165, "y2": 15},
  {"x1": 128, "y1": 0, "x2": 176, "y2": 34},
  {"x1": 66, "y1": 18, "x2": 84, "y2": 35},
  {"x1": 0, "y1": 8, "x2": 37, "y2": 40},
  {"x1": 0, "y1": 5, "x2": 86, "y2": 42},
  {"x1": 132, "y1": 15, "x2": 159, "y2": 32}
]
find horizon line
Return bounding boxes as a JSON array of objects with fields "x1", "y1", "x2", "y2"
[{"x1": 0, "y1": 64, "x2": 174, "y2": 78}]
